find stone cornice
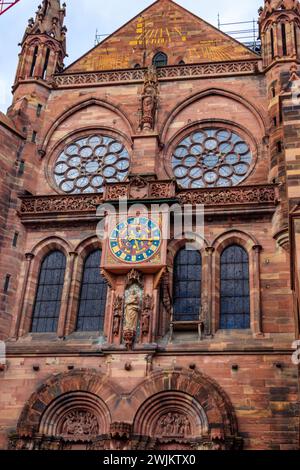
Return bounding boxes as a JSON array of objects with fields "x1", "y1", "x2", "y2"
[
  {"x1": 18, "y1": 183, "x2": 279, "y2": 223},
  {"x1": 53, "y1": 60, "x2": 261, "y2": 88}
]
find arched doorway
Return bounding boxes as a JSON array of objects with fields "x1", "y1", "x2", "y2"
[{"x1": 130, "y1": 368, "x2": 242, "y2": 450}]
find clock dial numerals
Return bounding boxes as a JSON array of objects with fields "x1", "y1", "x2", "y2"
[{"x1": 109, "y1": 217, "x2": 161, "y2": 263}]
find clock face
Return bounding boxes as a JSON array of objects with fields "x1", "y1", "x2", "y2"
[{"x1": 109, "y1": 216, "x2": 161, "y2": 264}]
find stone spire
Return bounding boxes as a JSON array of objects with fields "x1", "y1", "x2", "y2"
[
  {"x1": 14, "y1": 0, "x2": 67, "y2": 84},
  {"x1": 23, "y1": 0, "x2": 67, "y2": 44},
  {"x1": 259, "y1": 0, "x2": 300, "y2": 67},
  {"x1": 259, "y1": 0, "x2": 300, "y2": 22}
]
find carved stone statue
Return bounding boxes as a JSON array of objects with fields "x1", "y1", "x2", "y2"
[
  {"x1": 200, "y1": 300, "x2": 208, "y2": 336},
  {"x1": 158, "y1": 412, "x2": 192, "y2": 438},
  {"x1": 141, "y1": 294, "x2": 153, "y2": 336},
  {"x1": 112, "y1": 296, "x2": 123, "y2": 336},
  {"x1": 61, "y1": 410, "x2": 99, "y2": 436},
  {"x1": 139, "y1": 65, "x2": 159, "y2": 131},
  {"x1": 124, "y1": 289, "x2": 141, "y2": 332}
]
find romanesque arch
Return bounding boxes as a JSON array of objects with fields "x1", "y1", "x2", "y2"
[
  {"x1": 129, "y1": 368, "x2": 241, "y2": 450},
  {"x1": 9, "y1": 367, "x2": 242, "y2": 450},
  {"x1": 9, "y1": 369, "x2": 121, "y2": 450}
]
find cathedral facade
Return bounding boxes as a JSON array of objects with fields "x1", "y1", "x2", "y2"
[{"x1": 0, "y1": 0, "x2": 299, "y2": 450}]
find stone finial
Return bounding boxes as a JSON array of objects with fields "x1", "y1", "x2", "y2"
[{"x1": 22, "y1": 0, "x2": 67, "y2": 44}]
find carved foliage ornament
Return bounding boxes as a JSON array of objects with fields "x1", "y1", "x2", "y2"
[
  {"x1": 53, "y1": 62, "x2": 259, "y2": 88},
  {"x1": 20, "y1": 194, "x2": 104, "y2": 215},
  {"x1": 178, "y1": 185, "x2": 276, "y2": 206}
]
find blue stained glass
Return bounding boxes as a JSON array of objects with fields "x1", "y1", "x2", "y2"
[
  {"x1": 31, "y1": 251, "x2": 66, "y2": 333},
  {"x1": 173, "y1": 248, "x2": 202, "y2": 322},
  {"x1": 76, "y1": 250, "x2": 107, "y2": 332},
  {"x1": 220, "y1": 245, "x2": 250, "y2": 329}
]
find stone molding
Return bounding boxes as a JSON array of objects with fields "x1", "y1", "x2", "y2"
[{"x1": 53, "y1": 60, "x2": 261, "y2": 88}]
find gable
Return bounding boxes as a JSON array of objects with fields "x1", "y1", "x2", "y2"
[{"x1": 65, "y1": 0, "x2": 258, "y2": 73}]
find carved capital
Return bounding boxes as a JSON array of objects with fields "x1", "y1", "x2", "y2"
[
  {"x1": 25, "y1": 252, "x2": 35, "y2": 261},
  {"x1": 110, "y1": 422, "x2": 132, "y2": 440}
]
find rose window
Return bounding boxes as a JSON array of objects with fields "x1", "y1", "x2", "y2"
[
  {"x1": 54, "y1": 135, "x2": 130, "y2": 194},
  {"x1": 171, "y1": 128, "x2": 253, "y2": 188}
]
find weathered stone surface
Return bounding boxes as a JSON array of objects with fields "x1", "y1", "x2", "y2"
[{"x1": 0, "y1": 0, "x2": 299, "y2": 451}]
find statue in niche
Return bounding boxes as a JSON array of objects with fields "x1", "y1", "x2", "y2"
[
  {"x1": 141, "y1": 294, "x2": 153, "y2": 336},
  {"x1": 139, "y1": 65, "x2": 159, "y2": 131},
  {"x1": 112, "y1": 295, "x2": 123, "y2": 336},
  {"x1": 124, "y1": 288, "x2": 141, "y2": 331},
  {"x1": 200, "y1": 300, "x2": 208, "y2": 336}
]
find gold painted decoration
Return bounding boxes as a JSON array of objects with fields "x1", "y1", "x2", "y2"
[{"x1": 65, "y1": 0, "x2": 257, "y2": 73}]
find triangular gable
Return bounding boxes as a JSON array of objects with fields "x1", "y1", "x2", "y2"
[{"x1": 65, "y1": 0, "x2": 258, "y2": 73}]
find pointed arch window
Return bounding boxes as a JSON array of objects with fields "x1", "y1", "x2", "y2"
[
  {"x1": 153, "y1": 52, "x2": 168, "y2": 67},
  {"x1": 270, "y1": 28, "x2": 275, "y2": 59},
  {"x1": 76, "y1": 250, "x2": 107, "y2": 332},
  {"x1": 42, "y1": 47, "x2": 51, "y2": 79},
  {"x1": 30, "y1": 45, "x2": 39, "y2": 77},
  {"x1": 173, "y1": 248, "x2": 202, "y2": 322},
  {"x1": 31, "y1": 251, "x2": 66, "y2": 333},
  {"x1": 281, "y1": 23, "x2": 287, "y2": 56},
  {"x1": 220, "y1": 245, "x2": 250, "y2": 329}
]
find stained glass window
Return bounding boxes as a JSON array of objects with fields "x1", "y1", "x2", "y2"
[
  {"x1": 31, "y1": 251, "x2": 66, "y2": 333},
  {"x1": 153, "y1": 52, "x2": 168, "y2": 67},
  {"x1": 173, "y1": 248, "x2": 202, "y2": 322},
  {"x1": 220, "y1": 245, "x2": 250, "y2": 329},
  {"x1": 54, "y1": 134, "x2": 130, "y2": 194},
  {"x1": 76, "y1": 250, "x2": 107, "y2": 332},
  {"x1": 172, "y1": 128, "x2": 253, "y2": 189}
]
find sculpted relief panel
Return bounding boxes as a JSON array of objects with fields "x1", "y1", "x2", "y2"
[
  {"x1": 60, "y1": 410, "x2": 99, "y2": 437},
  {"x1": 158, "y1": 412, "x2": 192, "y2": 438}
]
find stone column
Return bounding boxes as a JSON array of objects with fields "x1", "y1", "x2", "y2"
[
  {"x1": 57, "y1": 252, "x2": 78, "y2": 338},
  {"x1": 205, "y1": 247, "x2": 215, "y2": 336},
  {"x1": 35, "y1": 43, "x2": 46, "y2": 78},
  {"x1": 14, "y1": 253, "x2": 35, "y2": 338},
  {"x1": 252, "y1": 245, "x2": 263, "y2": 336},
  {"x1": 275, "y1": 22, "x2": 281, "y2": 58}
]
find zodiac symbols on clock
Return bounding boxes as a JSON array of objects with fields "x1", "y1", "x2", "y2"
[{"x1": 109, "y1": 217, "x2": 161, "y2": 263}]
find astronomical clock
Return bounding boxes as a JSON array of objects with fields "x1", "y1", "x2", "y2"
[{"x1": 101, "y1": 211, "x2": 168, "y2": 274}]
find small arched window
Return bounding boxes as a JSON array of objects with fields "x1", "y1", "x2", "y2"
[
  {"x1": 281, "y1": 23, "x2": 287, "y2": 56},
  {"x1": 220, "y1": 245, "x2": 250, "y2": 329},
  {"x1": 270, "y1": 28, "x2": 275, "y2": 59},
  {"x1": 76, "y1": 250, "x2": 107, "y2": 332},
  {"x1": 173, "y1": 248, "x2": 202, "y2": 322},
  {"x1": 29, "y1": 45, "x2": 39, "y2": 77},
  {"x1": 42, "y1": 47, "x2": 51, "y2": 79},
  {"x1": 153, "y1": 52, "x2": 168, "y2": 67},
  {"x1": 31, "y1": 251, "x2": 66, "y2": 333}
]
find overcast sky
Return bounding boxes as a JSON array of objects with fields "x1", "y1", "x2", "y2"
[{"x1": 0, "y1": 0, "x2": 262, "y2": 112}]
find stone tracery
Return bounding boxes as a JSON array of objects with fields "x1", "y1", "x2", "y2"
[
  {"x1": 172, "y1": 128, "x2": 254, "y2": 188},
  {"x1": 53, "y1": 134, "x2": 130, "y2": 194}
]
